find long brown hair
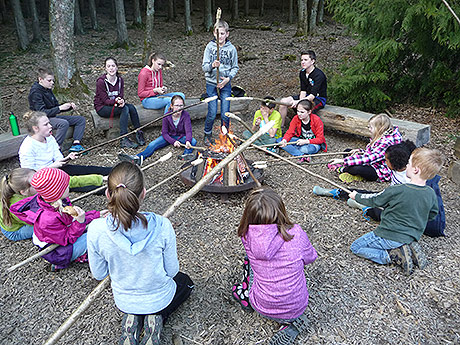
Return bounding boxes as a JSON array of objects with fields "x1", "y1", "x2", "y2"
[
  {"x1": 1, "y1": 168, "x2": 36, "y2": 227},
  {"x1": 107, "y1": 162, "x2": 147, "y2": 231},
  {"x1": 237, "y1": 187, "x2": 294, "y2": 241}
]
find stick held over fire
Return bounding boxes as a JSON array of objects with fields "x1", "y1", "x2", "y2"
[{"x1": 226, "y1": 96, "x2": 291, "y2": 107}]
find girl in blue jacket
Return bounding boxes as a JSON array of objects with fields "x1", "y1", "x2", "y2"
[{"x1": 87, "y1": 161, "x2": 194, "y2": 345}]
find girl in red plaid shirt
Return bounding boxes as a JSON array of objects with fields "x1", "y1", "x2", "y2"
[{"x1": 328, "y1": 113, "x2": 402, "y2": 183}]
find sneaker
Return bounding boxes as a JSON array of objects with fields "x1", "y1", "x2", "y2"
[
  {"x1": 204, "y1": 134, "x2": 214, "y2": 146},
  {"x1": 297, "y1": 156, "x2": 311, "y2": 163},
  {"x1": 313, "y1": 186, "x2": 340, "y2": 199},
  {"x1": 74, "y1": 252, "x2": 88, "y2": 263},
  {"x1": 69, "y1": 144, "x2": 85, "y2": 153},
  {"x1": 389, "y1": 245, "x2": 414, "y2": 275},
  {"x1": 291, "y1": 314, "x2": 309, "y2": 334},
  {"x1": 119, "y1": 314, "x2": 143, "y2": 345},
  {"x1": 118, "y1": 153, "x2": 142, "y2": 166},
  {"x1": 269, "y1": 324, "x2": 300, "y2": 345},
  {"x1": 178, "y1": 153, "x2": 195, "y2": 161},
  {"x1": 120, "y1": 137, "x2": 139, "y2": 149},
  {"x1": 140, "y1": 314, "x2": 163, "y2": 345},
  {"x1": 362, "y1": 207, "x2": 372, "y2": 221},
  {"x1": 346, "y1": 198, "x2": 366, "y2": 210},
  {"x1": 50, "y1": 264, "x2": 66, "y2": 272},
  {"x1": 339, "y1": 172, "x2": 365, "y2": 183},
  {"x1": 136, "y1": 130, "x2": 146, "y2": 146},
  {"x1": 409, "y1": 241, "x2": 428, "y2": 269},
  {"x1": 266, "y1": 147, "x2": 279, "y2": 154},
  {"x1": 327, "y1": 162, "x2": 343, "y2": 171}
]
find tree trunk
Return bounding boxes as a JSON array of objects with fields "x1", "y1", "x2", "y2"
[
  {"x1": 184, "y1": 0, "x2": 192, "y2": 35},
  {"x1": 114, "y1": 0, "x2": 129, "y2": 48},
  {"x1": 88, "y1": 0, "x2": 98, "y2": 30},
  {"x1": 317, "y1": 0, "x2": 324, "y2": 24},
  {"x1": 167, "y1": 0, "x2": 174, "y2": 21},
  {"x1": 143, "y1": 0, "x2": 154, "y2": 63},
  {"x1": 49, "y1": 0, "x2": 86, "y2": 91},
  {"x1": 203, "y1": 0, "x2": 212, "y2": 31},
  {"x1": 295, "y1": 0, "x2": 305, "y2": 36},
  {"x1": 28, "y1": 0, "x2": 43, "y2": 41},
  {"x1": 74, "y1": 0, "x2": 84, "y2": 35},
  {"x1": 133, "y1": 0, "x2": 142, "y2": 26},
  {"x1": 288, "y1": 0, "x2": 294, "y2": 24},
  {"x1": 308, "y1": 0, "x2": 319, "y2": 33},
  {"x1": 259, "y1": 0, "x2": 264, "y2": 16},
  {"x1": 0, "y1": 0, "x2": 7, "y2": 23},
  {"x1": 11, "y1": 0, "x2": 29, "y2": 50},
  {"x1": 232, "y1": 0, "x2": 238, "y2": 20},
  {"x1": 39, "y1": 0, "x2": 48, "y2": 18},
  {"x1": 244, "y1": 0, "x2": 249, "y2": 16}
]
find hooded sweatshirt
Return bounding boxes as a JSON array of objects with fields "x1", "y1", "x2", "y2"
[
  {"x1": 28, "y1": 81, "x2": 69, "y2": 118},
  {"x1": 202, "y1": 39, "x2": 239, "y2": 85},
  {"x1": 94, "y1": 74, "x2": 124, "y2": 112},
  {"x1": 87, "y1": 213, "x2": 179, "y2": 314},
  {"x1": 137, "y1": 66, "x2": 163, "y2": 101},
  {"x1": 241, "y1": 224, "x2": 317, "y2": 320}
]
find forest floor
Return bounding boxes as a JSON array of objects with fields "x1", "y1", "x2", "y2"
[{"x1": 0, "y1": 9, "x2": 459, "y2": 345}]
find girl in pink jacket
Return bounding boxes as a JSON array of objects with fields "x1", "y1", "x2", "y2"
[{"x1": 232, "y1": 188, "x2": 317, "y2": 345}]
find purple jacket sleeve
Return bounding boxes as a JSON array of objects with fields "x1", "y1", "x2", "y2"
[
  {"x1": 183, "y1": 111, "x2": 193, "y2": 143},
  {"x1": 161, "y1": 116, "x2": 176, "y2": 145}
]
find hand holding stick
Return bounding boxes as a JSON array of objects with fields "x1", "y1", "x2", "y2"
[{"x1": 178, "y1": 142, "x2": 206, "y2": 151}]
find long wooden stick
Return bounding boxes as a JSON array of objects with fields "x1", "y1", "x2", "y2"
[
  {"x1": 226, "y1": 96, "x2": 291, "y2": 107},
  {"x1": 7, "y1": 153, "x2": 174, "y2": 273},
  {"x1": 215, "y1": 8, "x2": 222, "y2": 91},
  {"x1": 178, "y1": 143, "x2": 206, "y2": 151},
  {"x1": 41, "y1": 122, "x2": 274, "y2": 345},
  {"x1": 74, "y1": 96, "x2": 217, "y2": 156},
  {"x1": 226, "y1": 112, "x2": 254, "y2": 133}
]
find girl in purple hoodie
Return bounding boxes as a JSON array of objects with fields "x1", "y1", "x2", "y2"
[{"x1": 232, "y1": 188, "x2": 317, "y2": 345}]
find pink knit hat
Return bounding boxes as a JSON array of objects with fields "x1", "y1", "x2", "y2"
[{"x1": 31, "y1": 168, "x2": 70, "y2": 202}]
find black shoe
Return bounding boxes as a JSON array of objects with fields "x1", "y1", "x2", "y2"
[
  {"x1": 204, "y1": 134, "x2": 214, "y2": 146},
  {"x1": 120, "y1": 137, "x2": 138, "y2": 149},
  {"x1": 118, "y1": 153, "x2": 142, "y2": 166},
  {"x1": 136, "y1": 130, "x2": 146, "y2": 146},
  {"x1": 178, "y1": 153, "x2": 195, "y2": 161},
  {"x1": 389, "y1": 245, "x2": 414, "y2": 275}
]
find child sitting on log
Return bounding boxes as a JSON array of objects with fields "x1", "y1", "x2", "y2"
[
  {"x1": 276, "y1": 99, "x2": 327, "y2": 163},
  {"x1": 232, "y1": 187, "x2": 317, "y2": 345},
  {"x1": 327, "y1": 113, "x2": 402, "y2": 183},
  {"x1": 87, "y1": 162, "x2": 194, "y2": 345},
  {"x1": 10, "y1": 168, "x2": 105, "y2": 271},
  {"x1": 348, "y1": 148, "x2": 444, "y2": 275},
  {"x1": 242, "y1": 96, "x2": 282, "y2": 148},
  {"x1": 118, "y1": 95, "x2": 197, "y2": 165}
]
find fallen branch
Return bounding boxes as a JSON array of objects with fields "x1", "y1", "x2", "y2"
[{"x1": 42, "y1": 121, "x2": 275, "y2": 345}]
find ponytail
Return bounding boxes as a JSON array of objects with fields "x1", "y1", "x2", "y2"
[{"x1": 107, "y1": 162, "x2": 147, "y2": 231}]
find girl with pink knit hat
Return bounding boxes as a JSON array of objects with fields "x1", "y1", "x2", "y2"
[{"x1": 10, "y1": 168, "x2": 106, "y2": 271}]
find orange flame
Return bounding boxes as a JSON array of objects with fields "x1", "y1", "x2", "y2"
[{"x1": 209, "y1": 129, "x2": 235, "y2": 153}]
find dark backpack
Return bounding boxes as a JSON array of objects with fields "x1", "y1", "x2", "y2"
[{"x1": 424, "y1": 175, "x2": 446, "y2": 237}]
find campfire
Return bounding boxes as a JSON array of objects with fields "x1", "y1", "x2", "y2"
[{"x1": 181, "y1": 130, "x2": 264, "y2": 193}]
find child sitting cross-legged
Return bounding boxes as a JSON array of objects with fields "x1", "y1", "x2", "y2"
[
  {"x1": 348, "y1": 148, "x2": 444, "y2": 275},
  {"x1": 232, "y1": 188, "x2": 317, "y2": 345}
]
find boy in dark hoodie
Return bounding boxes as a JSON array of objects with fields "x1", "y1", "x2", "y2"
[{"x1": 28, "y1": 67, "x2": 86, "y2": 152}]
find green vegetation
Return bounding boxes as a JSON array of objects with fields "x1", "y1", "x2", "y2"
[{"x1": 328, "y1": 0, "x2": 460, "y2": 116}]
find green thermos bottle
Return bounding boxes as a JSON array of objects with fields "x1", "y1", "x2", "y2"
[{"x1": 9, "y1": 112, "x2": 20, "y2": 136}]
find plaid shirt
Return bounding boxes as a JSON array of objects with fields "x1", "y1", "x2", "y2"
[{"x1": 343, "y1": 126, "x2": 402, "y2": 182}]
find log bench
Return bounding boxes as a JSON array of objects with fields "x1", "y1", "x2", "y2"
[
  {"x1": 317, "y1": 105, "x2": 430, "y2": 147},
  {"x1": 90, "y1": 97, "x2": 251, "y2": 139}
]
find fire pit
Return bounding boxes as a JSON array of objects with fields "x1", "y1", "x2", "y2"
[{"x1": 180, "y1": 132, "x2": 264, "y2": 194}]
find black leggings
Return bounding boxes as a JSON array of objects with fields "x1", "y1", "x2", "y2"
[{"x1": 343, "y1": 165, "x2": 378, "y2": 181}]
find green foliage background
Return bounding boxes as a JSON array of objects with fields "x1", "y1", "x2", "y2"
[{"x1": 327, "y1": 0, "x2": 460, "y2": 116}]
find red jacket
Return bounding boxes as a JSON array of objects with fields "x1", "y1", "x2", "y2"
[
  {"x1": 283, "y1": 113, "x2": 327, "y2": 152},
  {"x1": 137, "y1": 66, "x2": 163, "y2": 101}
]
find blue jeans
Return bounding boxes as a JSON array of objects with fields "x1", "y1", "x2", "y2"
[
  {"x1": 350, "y1": 231, "x2": 404, "y2": 264},
  {"x1": 1, "y1": 225, "x2": 34, "y2": 241},
  {"x1": 276, "y1": 137, "x2": 321, "y2": 156},
  {"x1": 204, "y1": 82, "x2": 232, "y2": 135},
  {"x1": 137, "y1": 135, "x2": 197, "y2": 159},
  {"x1": 70, "y1": 233, "x2": 87, "y2": 261},
  {"x1": 97, "y1": 104, "x2": 141, "y2": 135},
  {"x1": 141, "y1": 92, "x2": 186, "y2": 114}
]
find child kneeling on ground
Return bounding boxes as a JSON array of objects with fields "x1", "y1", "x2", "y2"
[
  {"x1": 87, "y1": 162, "x2": 194, "y2": 345},
  {"x1": 348, "y1": 148, "x2": 444, "y2": 275},
  {"x1": 232, "y1": 188, "x2": 317, "y2": 345}
]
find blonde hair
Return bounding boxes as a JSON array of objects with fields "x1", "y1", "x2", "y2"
[
  {"x1": 368, "y1": 113, "x2": 392, "y2": 145},
  {"x1": 237, "y1": 188, "x2": 294, "y2": 241},
  {"x1": 23, "y1": 111, "x2": 47, "y2": 135},
  {"x1": 410, "y1": 148, "x2": 444, "y2": 180},
  {"x1": 1, "y1": 168, "x2": 36, "y2": 227},
  {"x1": 107, "y1": 162, "x2": 147, "y2": 231},
  {"x1": 215, "y1": 20, "x2": 230, "y2": 32}
]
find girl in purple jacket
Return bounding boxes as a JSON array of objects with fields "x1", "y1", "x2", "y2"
[
  {"x1": 118, "y1": 95, "x2": 197, "y2": 165},
  {"x1": 94, "y1": 57, "x2": 145, "y2": 149},
  {"x1": 232, "y1": 188, "x2": 317, "y2": 345}
]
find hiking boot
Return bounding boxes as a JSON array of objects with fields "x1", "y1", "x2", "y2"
[
  {"x1": 339, "y1": 172, "x2": 365, "y2": 183},
  {"x1": 120, "y1": 137, "x2": 139, "y2": 149},
  {"x1": 119, "y1": 314, "x2": 143, "y2": 345},
  {"x1": 178, "y1": 153, "x2": 195, "y2": 161},
  {"x1": 118, "y1": 153, "x2": 142, "y2": 166},
  {"x1": 204, "y1": 134, "x2": 214, "y2": 146},
  {"x1": 347, "y1": 198, "x2": 366, "y2": 210},
  {"x1": 136, "y1": 130, "x2": 146, "y2": 146},
  {"x1": 140, "y1": 314, "x2": 163, "y2": 345},
  {"x1": 291, "y1": 314, "x2": 309, "y2": 334},
  {"x1": 389, "y1": 245, "x2": 414, "y2": 276},
  {"x1": 313, "y1": 186, "x2": 340, "y2": 199},
  {"x1": 409, "y1": 241, "x2": 428, "y2": 269},
  {"x1": 297, "y1": 156, "x2": 311, "y2": 163}
]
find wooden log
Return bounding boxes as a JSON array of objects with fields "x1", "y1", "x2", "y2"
[
  {"x1": 448, "y1": 160, "x2": 460, "y2": 185},
  {"x1": 454, "y1": 136, "x2": 460, "y2": 159},
  {"x1": 228, "y1": 160, "x2": 237, "y2": 186},
  {"x1": 90, "y1": 97, "x2": 251, "y2": 135},
  {"x1": 317, "y1": 105, "x2": 431, "y2": 147}
]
